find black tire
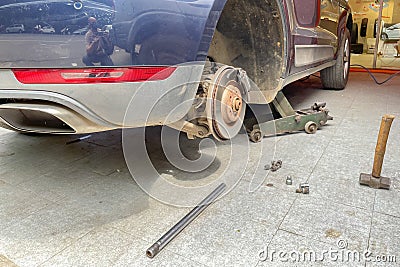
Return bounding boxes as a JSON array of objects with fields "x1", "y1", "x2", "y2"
[{"x1": 320, "y1": 29, "x2": 351, "y2": 90}]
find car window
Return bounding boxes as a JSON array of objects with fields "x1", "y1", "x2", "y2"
[{"x1": 293, "y1": 0, "x2": 320, "y2": 28}]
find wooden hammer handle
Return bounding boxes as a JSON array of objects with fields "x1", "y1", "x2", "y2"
[{"x1": 372, "y1": 114, "x2": 395, "y2": 178}]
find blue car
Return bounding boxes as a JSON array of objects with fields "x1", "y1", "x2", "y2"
[{"x1": 0, "y1": 0, "x2": 351, "y2": 140}]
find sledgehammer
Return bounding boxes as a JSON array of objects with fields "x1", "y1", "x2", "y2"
[{"x1": 360, "y1": 114, "x2": 395, "y2": 189}]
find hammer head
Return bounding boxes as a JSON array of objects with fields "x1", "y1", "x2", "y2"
[{"x1": 359, "y1": 173, "x2": 391, "y2": 189}]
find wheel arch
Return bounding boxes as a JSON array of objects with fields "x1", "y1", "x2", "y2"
[
  {"x1": 337, "y1": 7, "x2": 353, "y2": 59},
  {"x1": 200, "y1": 0, "x2": 289, "y2": 104}
]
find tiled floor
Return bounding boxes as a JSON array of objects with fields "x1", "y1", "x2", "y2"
[
  {"x1": 0, "y1": 72, "x2": 399, "y2": 266},
  {"x1": 351, "y1": 53, "x2": 400, "y2": 69}
]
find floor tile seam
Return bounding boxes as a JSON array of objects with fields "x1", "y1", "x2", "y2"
[
  {"x1": 366, "y1": 192, "x2": 376, "y2": 256},
  {"x1": 36, "y1": 228, "x2": 93, "y2": 267}
]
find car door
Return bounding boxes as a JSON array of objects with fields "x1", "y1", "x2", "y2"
[
  {"x1": 290, "y1": 0, "x2": 339, "y2": 72},
  {"x1": 388, "y1": 24, "x2": 400, "y2": 39}
]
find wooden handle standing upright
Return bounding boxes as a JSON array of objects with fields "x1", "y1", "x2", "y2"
[{"x1": 372, "y1": 114, "x2": 395, "y2": 178}]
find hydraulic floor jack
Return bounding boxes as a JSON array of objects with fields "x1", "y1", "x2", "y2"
[{"x1": 248, "y1": 91, "x2": 333, "y2": 142}]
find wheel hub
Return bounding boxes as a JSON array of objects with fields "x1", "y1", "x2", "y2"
[
  {"x1": 343, "y1": 39, "x2": 350, "y2": 80},
  {"x1": 221, "y1": 84, "x2": 243, "y2": 125}
]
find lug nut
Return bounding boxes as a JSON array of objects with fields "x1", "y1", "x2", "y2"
[
  {"x1": 295, "y1": 183, "x2": 309, "y2": 194},
  {"x1": 302, "y1": 186, "x2": 309, "y2": 194}
]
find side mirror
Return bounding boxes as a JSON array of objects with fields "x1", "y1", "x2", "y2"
[{"x1": 293, "y1": 0, "x2": 321, "y2": 28}]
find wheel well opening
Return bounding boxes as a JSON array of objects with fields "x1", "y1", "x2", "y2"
[{"x1": 208, "y1": 0, "x2": 286, "y2": 94}]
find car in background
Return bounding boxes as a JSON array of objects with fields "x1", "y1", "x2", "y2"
[
  {"x1": 61, "y1": 25, "x2": 80, "y2": 35},
  {"x1": 39, "y1": 25, "x2": 56, "y2": 34},
  {"x1": 103, "y1": 25, "x2": 112, "y2": 33},
  {"x1": 0, "y1": 0, "x2": 352, "y2": 141},
  {"x1": 72, "y1": 27, "x2": 88, "y2": 35},
  {"x1": 382, "y1": 23, "x2": 400, "y2": 40},
  {"x1": 60, "y1": 26, "x2": 70, "y2": 35},
  {"x1": 5, "y1": 24, "x2": 24, "y2": 33}
]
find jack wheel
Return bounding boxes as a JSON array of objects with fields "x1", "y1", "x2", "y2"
[
  {"x1": 249, "y1": 129, "x2": 262, "y2": 143},
  {"x1": 305, "y1": 121, "x2": 318, "y2": 134}
]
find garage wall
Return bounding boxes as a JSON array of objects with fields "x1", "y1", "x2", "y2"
[
  {"x1": 349, "y1": 0, "x2": 397, "y2": 38},
  {"x1": 391, "y1": 0, "x2": 400, "y2": 24}
]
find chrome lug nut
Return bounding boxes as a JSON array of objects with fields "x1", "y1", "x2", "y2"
[
  {"x1": 296, "y1": 183, "x2": 310, "y2": 194},
  {"x1": 286, "y1": 176, "x2": 293, "y2": 185}
]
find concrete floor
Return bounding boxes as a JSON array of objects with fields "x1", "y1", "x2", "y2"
[{"x1": 0, "y1": 72, "x2": 399, "y2": 266}]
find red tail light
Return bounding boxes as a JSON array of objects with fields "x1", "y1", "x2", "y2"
[{"x1": 12, "y1": 67, "x2": 176, "y2": 84}]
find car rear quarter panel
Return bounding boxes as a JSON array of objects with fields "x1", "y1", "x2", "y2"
[
  {"x1": 0, "y1": 0, "x2": 219, "y2": 67},
  {"x1": 0, "y1": 0, "x2": 290, "y2": 127},
  {"x1": 0, "y1": 0, "x2": 220, "y2": 127},
  {"x1": 0, "y1": 64, "x2": 204, "y2": 127}
]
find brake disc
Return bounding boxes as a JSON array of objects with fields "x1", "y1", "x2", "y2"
[{"x1": 205, "y1": 65, "x2": 249, "y2": 140}]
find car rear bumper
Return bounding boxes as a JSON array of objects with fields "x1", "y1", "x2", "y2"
[{"x1": 0, "y1": 63, "x2": 203, "y2": 134}]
